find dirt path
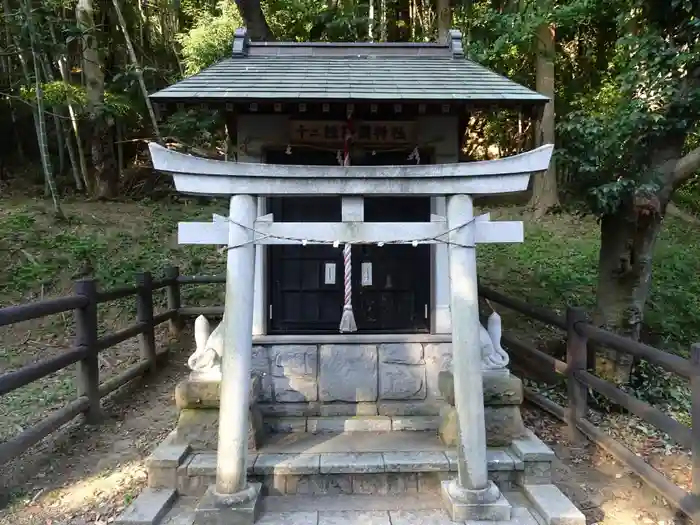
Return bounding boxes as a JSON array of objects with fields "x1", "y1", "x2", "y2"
[
  {"x1": 0, "y1": 341, "x2": 190, "y2": 525},
  {"x1": 522, "y1": 406, "x2": 688, "y2": 525},
  {"x1": 0, "y1": 357, "x2": 689, "y2": 525}
]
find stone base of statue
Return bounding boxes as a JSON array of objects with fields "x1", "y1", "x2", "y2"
[
  {"x1": 173, "y1": 374, "x2": 265, "y2": 452},
  {"x1": 437, "y1": 370, "x2": 527, "y2": 448},
  {"x1": 194, "y1": 483, "x2": 262, "y2": 525}
]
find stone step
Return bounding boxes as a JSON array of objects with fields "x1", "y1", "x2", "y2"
[
  {"x1": 523, "y1": 484, "x2": 586, "y2": 525},
  {"x1": 258, "y1": 401, "x2": 446, "y2": 418},
  {"x1": 261, "y1": 493, "x2": 444, "y2": 513},
  {"x1": 152, "y1": 489, "x2": 553, "y2": 525},
  {"x1": 115, "y1": 488, "x2": 176, "y2": 525},
  {"x1": 173, "y1": 438, "x2": 524, "y2": 497},
  {"x1": 148, "y1": 430, "x2": 557, "y2": 497},
  {"x1": 264, "y1": 415, "x2": 441, "y2": 433},
  {"x1": 184, "y1": 447, "x2": 521, "y2": 478}
]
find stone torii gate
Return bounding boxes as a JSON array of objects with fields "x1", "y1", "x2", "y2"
[{"x1": 149, "y1": 142, "x2": 554, "y2": 523}]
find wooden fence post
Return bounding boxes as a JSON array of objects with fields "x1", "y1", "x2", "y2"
[
  {"x1": 690, "y1": 343, "x2": 700, "y2": 500},
  {"x1": 136, "y1": 271, "x2": 157, "y2": 373},
  {"x1": 164, "y1": 266, "x2": 183, "y2": 335},
  {"x1": 566, "y1": 306, "x2": 588, "y2": 443},
  {"x1": 74, "y1": 278, "x2": 103, "y2": 423}
]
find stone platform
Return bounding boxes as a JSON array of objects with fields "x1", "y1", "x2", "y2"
[
  {"x1": 116, "y1": 350, "x2": 585, "y2": 524},
  {"x1": 171, "y1": 368, "x2": 528, "y2": 453},
  {"x1": 119, "y1": 430, "x2": 585, "y2": 525}
]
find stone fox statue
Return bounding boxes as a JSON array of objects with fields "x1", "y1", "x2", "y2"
[
  {"x1": 187, "y1": 311, "x2": 509, "y2": 373},
  {"x1": 480, "y1": 311, "x2": 510, "y2": 370},
  {"x1": 188, "y1": 315, "x2": 225, "y2": 374}
]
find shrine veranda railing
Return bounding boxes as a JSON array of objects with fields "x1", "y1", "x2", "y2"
[{"x1": 1, "y1": 269, "x2": 699, "y2": 521}]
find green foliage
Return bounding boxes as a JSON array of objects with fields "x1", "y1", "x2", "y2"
[
  {"x1": 267, "y1": 0, "x2": 369, "y2": 42},
  {"x1": 161, "y1": 108, "x2": 226, "y2": 150},
  {"x1": 555, "y1": 0, "x2": 700, "y2": 216},
  {"x1": 674, "y1": 175, "x2": 700, "y2": 215},
  {"x1": 19, "y1": 81, "x2": 134, "y2": 118},
  {"x1": 458, "y1": 3, "x2": 541, "y2": 88},
  {"x1": 177, "y1": 0, "x2": 243, "y2": 75},
  {"x1": 478, "y1": 207, "x2": 700, "y2": 423},
  {"x1": 674, "y1": 128, "x2": 700, "y2": 213},
  {"x1": 459, "y1": 0, "x2": 699, "y2": 216}
]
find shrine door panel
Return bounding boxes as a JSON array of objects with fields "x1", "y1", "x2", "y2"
[
  {"x1": 353, "y1": 196, "x2": 431, "y2": 333},
  {"x1": 266, "y1": 149, "x2": 343, "y2": 334},
  {"x1": 353, "y1": 149, "x2": 432, "y2": 333}
]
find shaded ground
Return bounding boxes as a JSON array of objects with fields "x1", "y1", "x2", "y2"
[
  {"x1": 0, "y1": 350, "x2": 689, "y2": 525},
  {"x1": 522, "y1": 405, "x2": 689, "y2": 525},
  {"x1": 0, "y1": 335, "x2": 191, "y2": 525}
]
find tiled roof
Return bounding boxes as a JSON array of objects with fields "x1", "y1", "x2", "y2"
[{"x1": 150, "y1": 29, "x2": 546, "y2": 104}]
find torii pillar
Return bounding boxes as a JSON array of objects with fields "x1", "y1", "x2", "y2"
[
  {"x1": 441, "y1": 194, "x2": 509, "y2": 520},
  {"x1": 195, "y1": 195, "x2": 262, "y2": 524}
]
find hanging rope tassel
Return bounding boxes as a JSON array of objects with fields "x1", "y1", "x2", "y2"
[
  {"x1": 339, "y1": 242, "x2": 357, "y2": 332},
  {"x1": 339, "y1": 106, "x2": 357, "y2": 333}
]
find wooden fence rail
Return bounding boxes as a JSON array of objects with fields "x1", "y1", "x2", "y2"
[
  {"x1": 0, "y1": 268, "x2": 180, "y2": 465},
  {"x1": 478, "y1": 284, "x2": 700, "y2": 522}
]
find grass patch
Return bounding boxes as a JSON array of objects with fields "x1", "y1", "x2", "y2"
[
  {"x1": 0, "y1": 197, "x2": 228, "y2": 442},
  {"x1": 477, "y1": 206, "x2": 700, "y2": 356}
]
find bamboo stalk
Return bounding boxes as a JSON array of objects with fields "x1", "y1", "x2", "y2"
[
  {"x1": 111, "y1": 0, "x2": 162, "y2": 143},
  {"x1": 15, "y1": 0, "x2": 63, "y2": 216},
  {"x1": 49, "y1": 22, "x2": 89, "y2": 190},
  {"x1": 1, "y1": 7, "x2": 25, "y2": 162}
]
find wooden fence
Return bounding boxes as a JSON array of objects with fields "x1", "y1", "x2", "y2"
[
  {"x1": 0, "y1": 267, "x2": 184, "y2": 465},
  {"x1": 479, "y1": 285, "x2": 700, "y2": 522}
]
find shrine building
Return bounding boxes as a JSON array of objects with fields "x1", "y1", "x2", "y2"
[
  {"x1": 149, "y1": 28, "x2": 547, "y2": 339},
  {"x1": 141, "y1": 27, "x2": 584, "y2": 525}
]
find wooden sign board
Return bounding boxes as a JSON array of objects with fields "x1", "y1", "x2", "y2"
[{"x1": 289, "y1": 120, "x2": 416, "y2": 145}]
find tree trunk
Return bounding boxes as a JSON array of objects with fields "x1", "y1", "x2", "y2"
[
  {"x1": 528, "y1": 22, "x2": 560, "y2": 217},
  {"x1": 77, "y1": 0, "x2": 119, "y2": 198},
  {"x1": 21, "y1": 0, "x2": 63, "y2": 216},
  {"x1": 33, "y1": 61, "x2": 63, "y2": 215},
  {"x1": 436, "y1": 0, "x2": 451, "y2": 44},
  {"x1": 232, "y1": 0, "x2": 275, "y2": 40},
  {"x1": 594, "y1": 200, "x2": 665, "y2": 382},
  {"x1": 90, "y1": 116, "x2": 118, "y2": 199},
  {"x1": 380, "y1": 0, "x2": 387, "y2": 41},
  {"x1": 50, "y1": 22, "x2": 89, "y2": 190},
  {"x1": 593, "y1": 136, "x2": 686, "y2": 382},
  {"x1": 38, "y1": 52, "x2": 70, "y2": 180},
  {"x1": 3, "y1": 0, "x2": 25, "y2": 162}
]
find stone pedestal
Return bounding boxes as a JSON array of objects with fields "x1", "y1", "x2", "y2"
[
  {"x1": 441, "y1": 479, "x2": 512, "y2": 521},
  {"x1": 194, "y1": 483, "x2": 262, "y2": 525},
  {"x1": 437, "y1": 371, "x2": 527, "y2": 448},
  {"x1": 172, "y1": 375, "x2": 265, "y2": 452}
]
